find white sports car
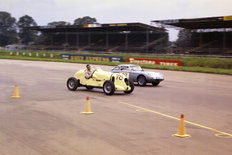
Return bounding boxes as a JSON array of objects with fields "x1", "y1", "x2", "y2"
[{"x1": 111, "y1": 64, "x2": 164, "y2": 86}]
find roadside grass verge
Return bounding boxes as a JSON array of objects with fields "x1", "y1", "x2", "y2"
[
  {"x1": 1, "y1": 54, "x2": 232, "y2": 75},
  {"x1": 1, "y1": 50, "x2": 232, "y2": 67}
]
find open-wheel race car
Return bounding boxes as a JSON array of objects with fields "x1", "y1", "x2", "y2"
[
  {"x1": 111, "y1": 64, "x2": 164, "y2": 86},
  {"x1": 67, "y1": 67, "x2": 134, "y2": 95}
]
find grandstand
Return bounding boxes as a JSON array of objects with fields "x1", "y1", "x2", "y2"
[
  {"x1": 27, "y1": 23, "x2": 168, "y2": 53},
  {"x1": 152, "y1": 16, "x2": 232, "y2": 55}
]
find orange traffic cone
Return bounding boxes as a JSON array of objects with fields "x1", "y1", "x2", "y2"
[
  {"x1": 173, "y1": 114, "x2": 191, "y2": 138},
  {"x1": 81, "y1": 96, "x2": 94, "y2": 114},
  {"x1": 12, "y1": 85, "x2": 20, "y2": 98}
]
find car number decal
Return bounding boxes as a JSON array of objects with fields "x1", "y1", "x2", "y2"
[{"x1": 116, "y1": 74, "x2": 123, "y2": 80}]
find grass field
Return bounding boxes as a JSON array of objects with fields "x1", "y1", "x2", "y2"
[{"x1": 0, "y1": 50, "x2": 232, "y2": 75}]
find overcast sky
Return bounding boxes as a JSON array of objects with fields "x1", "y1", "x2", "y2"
[{"x1": 1, "y1": 0, "x2": 232, "y2": 41}]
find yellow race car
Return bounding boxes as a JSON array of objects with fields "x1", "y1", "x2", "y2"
[{"x1": 67, "y1": 67, "x2": 134, "y2": 95}]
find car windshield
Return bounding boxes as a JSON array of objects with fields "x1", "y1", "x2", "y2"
[{"x1": 130, "y1": 66, "x2": 143, "y2": 71}]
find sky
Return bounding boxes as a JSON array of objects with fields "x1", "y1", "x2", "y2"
[{"x1": 1, "y1": 0, "x2": 232, "y2": 41}]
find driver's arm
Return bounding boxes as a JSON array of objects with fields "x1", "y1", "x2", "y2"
[{"x1": 85, "y1": 70, "x2": 92, "y2": 79}]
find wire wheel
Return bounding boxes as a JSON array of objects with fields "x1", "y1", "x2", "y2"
[
  {"x1": 137, "y1": 76, "x2": 146, "y2": 86},
  {"x1": 67, "y1": 77, "x2": 78, "y2": 91},
  {"x1": 103, "y1": 80, "x2": 115, "y2": 95}
]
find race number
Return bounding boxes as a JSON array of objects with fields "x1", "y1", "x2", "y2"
[{"x1": 116, "y1": 74, "x2": 123, "y2": 80}]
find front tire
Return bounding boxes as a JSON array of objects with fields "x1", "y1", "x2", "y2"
[
  {"x1": 152, "y1": 81, "x2": 160, "y2": 86},
  {"x1": 137, "y1": 76, "x2": 146, "y2": 86},
  {"x1": 103, "y1": 80, "x2": 115, "y2": 95},
  {"x1": 124, "y1": 80, "x2": 134, "y2": 94},
  {"x1": 67, "y1": 77, "x2": 79, "y2": 91}
]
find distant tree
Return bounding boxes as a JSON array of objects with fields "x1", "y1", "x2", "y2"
[
  {"x1": 48, "y1": 21, "x2": 71, "y2": 26},
  {"x1": 0, "y1": 11, "x2": 18, "y2": 46},
  {"x1": 73, "y1": 16, "x2": 97, "y2": 25},
  {"x1": 176, "y1": 29, "x2": 192, "y2": 47},
  {"x1": 17, "y1": 15, "x2": 37, "y2": 44},
  {"x1": 35, "y1": 32, "x2": 51, "y2": 45}
]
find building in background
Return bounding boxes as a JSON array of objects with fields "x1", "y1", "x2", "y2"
[
  {"x1": 26, "y1": 23, "x2": 168, "y2": 53},
  {"x1": 152, "y1": 15, "x2": 232, "y2": 55}
]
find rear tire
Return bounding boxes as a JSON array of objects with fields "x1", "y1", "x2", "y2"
[
  {"x1": 124, "y1": 80, "x2": 134, "y2": 94},
  {"x1": 67, "y1": 77, "x2": 79, "y2": 91},
  {"x1": 137, "y1": 76, "x2": 146, "y2": 86},
  {"x1": 103, "y1": 80, "x2": 115, "y2": 95}
]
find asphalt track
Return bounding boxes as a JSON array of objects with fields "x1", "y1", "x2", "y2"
[{"x1": 0, "y1": 59, "x2": 232, "y2": 155}]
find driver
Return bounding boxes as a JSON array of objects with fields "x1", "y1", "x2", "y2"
[{"x1": 85, "y1": 64, "x2": 95, "y2": 79}]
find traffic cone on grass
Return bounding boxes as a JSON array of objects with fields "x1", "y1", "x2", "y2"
[
  {"x1": 81, "y1": 96, "x2": 94, "y2": 114},
  {"x1": 12, "y1": 85, "x2": 20, "y2": 98},
  {"x1": 173, "y1": 114, "x2": 191, "y2": 138}
]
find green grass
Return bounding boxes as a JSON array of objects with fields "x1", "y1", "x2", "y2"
[{"x1": 1, "y1": 50, "x2": 232, "y2": 75}]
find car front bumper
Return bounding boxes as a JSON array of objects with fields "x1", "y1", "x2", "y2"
[{"x1": 146, "y1": 76, "x2": 164, "y2": 83}]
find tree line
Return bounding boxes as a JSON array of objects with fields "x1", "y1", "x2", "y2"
[
  {"x1": 1, "y1": 11, "x2": 194, "y2": 49},
  {"x1": 0, "y1": 11, "x2": 97, "y2": 46}
]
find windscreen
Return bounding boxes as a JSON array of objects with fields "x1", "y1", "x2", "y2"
[{"x1": 130, "y1": 66, "x2": 143, "y2": 71}]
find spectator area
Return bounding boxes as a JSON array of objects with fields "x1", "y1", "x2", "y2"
[
  {"x1": 152, "y1": 16, "x2": 232, "y2": 55},
  {"x1": 27, "y1": 23, "x2": 168, "y2": 53}
]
